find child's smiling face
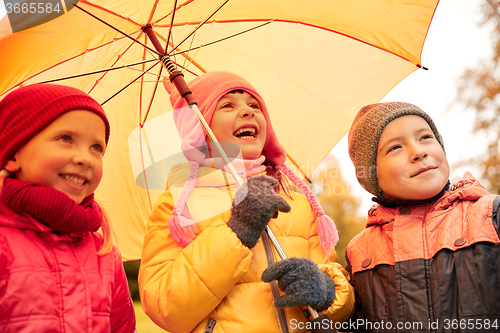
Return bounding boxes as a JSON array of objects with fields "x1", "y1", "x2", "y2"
[
  {"x1": 376, "y1": 115, "x2": 450, "y2": 201},
  {"x1": 210, "y1": 91, "x2": 267, "y2": 160},
  {"x1": 6, "y1": 110, "x2": 107, "y2": 204}
]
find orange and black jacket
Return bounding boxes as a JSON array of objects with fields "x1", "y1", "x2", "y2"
[{"x1": 345, "y1": 173, "x2": 500, "y2": 333}]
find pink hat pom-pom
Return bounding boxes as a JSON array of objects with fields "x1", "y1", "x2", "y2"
[
  {"x1": 167, "y1": 214, "x2": 198, "y2": 247},
  {"x1": 317, "y1": 214, "x2": 339, "y2": 254}
]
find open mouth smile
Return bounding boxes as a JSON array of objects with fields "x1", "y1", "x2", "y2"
[
  {"x1": 233, "y1": 127, "x2": 258, "y2": 139},
  {"x1": 61, "y1": 174, "x2": 87, "y2": 186}
]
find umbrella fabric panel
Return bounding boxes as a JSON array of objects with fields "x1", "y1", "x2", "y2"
[
  {"x1": 0, "y1": 0, "x2": 439, "y2": 95},
  {"x1": 0, "y1": 0, "x2": 439, "y2": 260}
]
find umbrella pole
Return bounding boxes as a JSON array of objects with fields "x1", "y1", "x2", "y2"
[
  {"x1": 141, "y1": 25, "x2": 243, "y2": 187},
  {"x1": 142, "y1": 25, "x2": 327, "y2": 325}
]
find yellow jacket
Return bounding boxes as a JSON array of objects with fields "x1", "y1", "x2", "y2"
[{"x1": 139, "y1": 164, "x2": 354, "y2": 333}]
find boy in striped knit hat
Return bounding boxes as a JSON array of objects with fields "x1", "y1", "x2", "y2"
[
  {"x1": 139, "y1": 71, "x2": 355, "y2": 332},
  {"x1": 345, "y1": 102, "x2": 500, "y2": 332}
]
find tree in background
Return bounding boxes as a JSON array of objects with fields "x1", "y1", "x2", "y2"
[
  {"x1": 311, "y1": 155, "x2": 366, "y2": 266},
  {"x1": 457, "y1": 0, "x2": 500, "y2": 192}
]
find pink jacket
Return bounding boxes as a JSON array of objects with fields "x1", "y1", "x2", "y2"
[{"x1": 0, "y1": 202, "x2": 136, "y2": 332}]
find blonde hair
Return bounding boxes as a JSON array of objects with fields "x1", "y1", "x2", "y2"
[{"x1": 96, "y1": 205, "x2": 118, "y2": 256}]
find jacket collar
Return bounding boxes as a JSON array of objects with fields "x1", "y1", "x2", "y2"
[{"x1": 366, "y1": 172, "x2": 490, "y2": 227}]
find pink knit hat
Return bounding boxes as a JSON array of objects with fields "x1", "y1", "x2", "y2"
[
  {"x1": 0, "y1": 83, "x2": 110, "y2": 170},
  {"x1": 165, "y1": 71, "x2": 338, "y2": 253},
  {"x1": 168, "y1": 71, "x2": 286, "y2": 166}
]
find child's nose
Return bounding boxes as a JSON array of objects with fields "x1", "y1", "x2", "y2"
[
  {"x1": 239, "y1": 105, "x2": 255, "y2": 118},
  {"x1": 412, "y1": 146, "x2": 428, "y2": 161},
  {"x1": 73, "y1": 149, "x2": 94, "y2": 167}
]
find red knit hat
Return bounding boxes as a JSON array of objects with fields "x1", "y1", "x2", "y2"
[
  {"x1": 0, "y1": 83, "x2": 110, "y2": 169},
  {"x1": 165, "y1": 72, "x2": 338, "y2": 253}
]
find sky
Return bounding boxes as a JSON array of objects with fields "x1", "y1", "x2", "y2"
[
  {"x1": 327, "y1": 0, "x2": 494, "y2": 214},
  {"x1": 0, "y1": 0, "x2": 493, "y2": 215}
]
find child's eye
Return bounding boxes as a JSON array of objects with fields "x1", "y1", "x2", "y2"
[
  {"x1": 249, "y1": 103, "x2": 261, "y2": 110},
  {"x1": 91, "y1": 144, "x2": 104, "y2": 154},
  {"x1": 58, "y1": 135, "x2": 72, "y2": 143},
  {"x1": 220, "y1": 103, "x2": 233, "y2": 109},
  {"x1": 420, "y1": 134, "x2": 433, "y2": 141},
  {"x1": 387, "y1": 145, "x2": 401, "y2": 153}
]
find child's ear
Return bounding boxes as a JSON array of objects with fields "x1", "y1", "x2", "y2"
[{"x1": 4, "y1": 156, "x2": 20, "y2": 173}]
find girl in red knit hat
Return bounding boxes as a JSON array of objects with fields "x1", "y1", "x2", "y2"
[
  {"x1": 0, "y1": 84, "x2": 136, "y2": 332},
  {"x1": 139, "y1": 71, "x2": 354, "y2": 332}
]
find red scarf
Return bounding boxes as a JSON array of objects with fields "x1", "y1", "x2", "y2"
[{"x1": 1, "y1": 178, "x2": 102, "y2": 234}]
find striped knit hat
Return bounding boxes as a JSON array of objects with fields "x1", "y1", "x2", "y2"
[
  {"x1": 348, "y1": 101, "x2": 445, "y2": 197},
  {"x1": 0, "y1": 83, "x2": 110, "y2": 170},
  {"x1": 165, "y1": 71, "x2": 338, "y2": 253}
]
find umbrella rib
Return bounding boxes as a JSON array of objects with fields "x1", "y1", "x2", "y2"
[
  {"x1": 149, "y1": 32, "x2": 207, "y2": 74},
  {"x1": 74, "y1": 4, "x2": 161, "y2": 56},
  {"x1": 36, "y1": 59, "x2": 159, "y2": 84},
  {"x1": 170, "y1": 61, "x2": 199, "y2": 77},
  {"x1": 168, "y1": 0, "x2": 230, "y2": 53},
  {"x1": 101, "y1": 60, "x2": 161, "y2": 106},
  {"x1": 181, "y1": 29, "x2": 198, "y2": 72},
  {"x1": 79, "y1": 0, "x2": 142, "y2": 26},
  {"x1": 88, "y1": 35, "x2": 147, "y2": 94},
  {"x1": 171, "y1": 20, "x2": 273, "y2": 56},
  {"x1": 165, "y1": 0, "x2": 178, "y2": 54},
  {"x1": 141, "y1": 65, "x2": 164, "y2": 126},
  {"x1": 146, "y1": 0, "x2": 162, "y2": 24},
  {"x1": 150, "y1": 0, "x2": 191, "y2": 26}
]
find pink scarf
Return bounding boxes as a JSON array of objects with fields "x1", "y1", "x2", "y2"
[{"x1": 1, "y1": 178, "x2": 102, "y2": 234}]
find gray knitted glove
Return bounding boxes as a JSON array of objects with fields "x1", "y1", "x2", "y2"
[
  {"x1": 227, "y1": 175, "x2": 291, "y2": 248},
  {"x1": 261, "y1": 257, "x2": 335, "y2": 312}
]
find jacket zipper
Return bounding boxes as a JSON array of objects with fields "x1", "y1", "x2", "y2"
[{"x1": 262, "y1": 231, "x2": 289, "y2": 333}]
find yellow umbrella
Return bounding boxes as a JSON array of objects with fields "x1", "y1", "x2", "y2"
[{"x1": 0, "y1": 0, "x2": 439, "y2": 260}]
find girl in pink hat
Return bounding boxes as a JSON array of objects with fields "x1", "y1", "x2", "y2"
[
  {"x1": 0, "y1": 84, "x2": 136, "y2": 332},
  {"x1": 139, "y1": 71, "x2": 355, "y2": 332}
]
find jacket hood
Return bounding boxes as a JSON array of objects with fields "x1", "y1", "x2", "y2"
[{"x1": 366, "y1": 172, "x2": 489, "y2": 228}]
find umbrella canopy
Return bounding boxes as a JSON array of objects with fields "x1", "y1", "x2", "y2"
[{"x1": 0, "y1": 0, "x2": 439, "y2": 260}]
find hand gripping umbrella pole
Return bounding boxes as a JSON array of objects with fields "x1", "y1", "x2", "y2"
[{"x1": 143, "y1": 26, "x2": 335, "y2": 332}]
